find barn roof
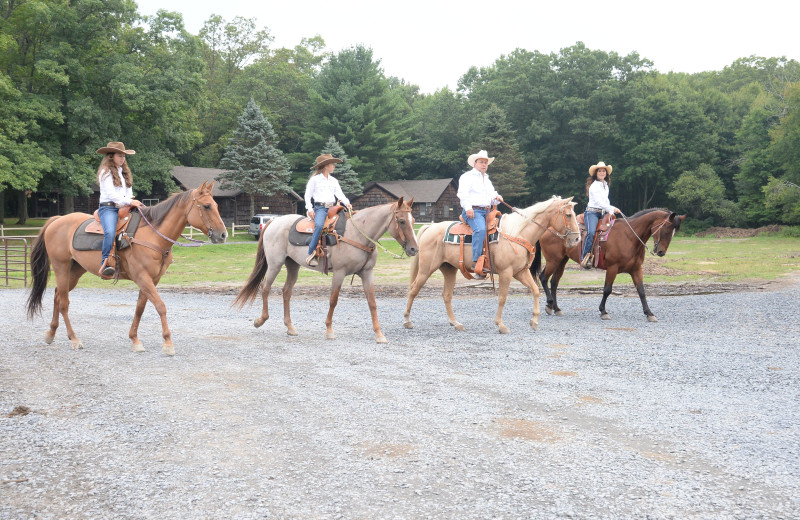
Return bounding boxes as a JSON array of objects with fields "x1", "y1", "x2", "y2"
[
  {"x1": 171, "y1": 166, "x2": 301, "y2": 200},
  {"x1": 362, "y1": 179, "x2": 455, "y2": 203}
]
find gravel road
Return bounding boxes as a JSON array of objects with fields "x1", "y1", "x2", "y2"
[{"x1": 1, "y1": 280, "x2": 799, "y2": 519}]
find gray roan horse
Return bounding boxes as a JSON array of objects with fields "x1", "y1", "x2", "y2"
[
  {"x1": 233, "y1": 198, "x2": 418, "y2": 343},
  {"x1": 403, "y1": 196, "x2": 580, "y2": 334}
]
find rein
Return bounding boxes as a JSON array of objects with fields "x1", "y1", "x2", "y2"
[
  {"x1": 617, "y1": 211, "x2": 670, "y2": 256},
  {"x1": 500, "y1": 200, "x2": 578, "y2": 241},
  {"x1": 343, "y1": 206, "x2": 407, "y2": 259},
  {"x1": 134, "y1": 203, "x2": 207, "y2": 249}
]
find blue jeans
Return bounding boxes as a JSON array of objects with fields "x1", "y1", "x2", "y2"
[
  {"x1": 462, "y1": 208, "x2": 487, "y2": 262},
  {"x1": 308, "y1": 204, "x2": 329, "y2": 254},
  {"x1": 98, "y1": 205, "x2": 119, "y2": 262},
  {"x1": 582, "y1": 210, "x2": 602, "y2": 259}
]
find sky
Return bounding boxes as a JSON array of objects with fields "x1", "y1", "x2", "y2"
[{"x1": 135, "y1": 0, "x2": 800, "y2": 94}]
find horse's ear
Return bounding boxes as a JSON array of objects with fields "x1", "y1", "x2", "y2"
[
  {"x1": 564, "y1": 196, "x2": 574, "y2": 203},
  {"x1": 407, "y1": 197, "x2": 414, "y2": 206},
  {"x1": 206, "y1": 180, "x2": 215, "y2": 192},
  {"x1": 198, "y1": 181, "x2": 207, "y2": 191},
  {"x1": 396, "y1": 196, "x2": 404, "y2": 207}
]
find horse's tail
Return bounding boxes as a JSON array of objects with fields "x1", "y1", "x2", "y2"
[
  {"x1": 232, "y1": 219, "x2": 271, "y2": 309},
  {"x1": 26, "y1": 216, "x2": 59, "y2": 319},
  {"x1": 409, "y1": 224, "x2": 431, "y2": 285},
  {"x1": 531, "y1": 241, "x2": 543, "y2": 288}
]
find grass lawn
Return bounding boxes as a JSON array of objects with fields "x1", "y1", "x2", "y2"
[{"x1": 2, "y1": 230, "x2": 799, "y2": 291}]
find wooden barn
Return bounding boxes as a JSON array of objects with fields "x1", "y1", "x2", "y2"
[
  {"x1": 352, "y1": 179, "x2": 460, "y2": 222},
  {"x1": 171, "y1": 167, "x2": 302, "y2": 225}
]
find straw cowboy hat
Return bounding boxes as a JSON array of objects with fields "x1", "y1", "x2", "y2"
[
  {"x1": 588, "y1": 161, "x2": 612, "y2": 176},
  {"x1": 96, "y1": 141, "x2": 136, "y2": 155},
  {"x1": 467, "y1": 150, "x2": 495, "y2": 167},
  {"x1": 312, "y1": 153, "x2": 343, "y2": 170}
]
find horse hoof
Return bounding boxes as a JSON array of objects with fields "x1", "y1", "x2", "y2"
[
  {"x1": 376, "y1": 335, "x2": 388, "y2": 344},
  {"x1": 453, "y1": 323, "x2": 465, "y2": 332},
  {"x1": 71, "y1": 340, "x2": 84, "y2": 350},
  {"x1": 647, "y1": 315, "x2": 658, "y2": 323},
  {"x1": 555, "y1": 310, "x2": 564, "y2": 317},
  {"x1": 162, "y1": 344, "x2": 175, "y2": 356},
  {"x1": 530, "y1": 319, "x2": 539, "y2": 331},
  {"x1": 325, "y1": 332, "x2": 336, "y2": 340},
  {"x1": 601, "y1": 313, "x2": 611, "y2": 321},
  {"x1": 44, "y1": 332, "x2": 55, "y2": 345},
  {"x1": 253, "y1": 317, "x2": 266, "y2": 328},
  {"x1": 287, "y1": 327, "x2": 298, "y2": 336},
  {"x1": 403, "y1": 321, "x2": 414, "y2": 329},
  {"x1": 545, "y1": 306, "x2": 553, "y2": 315},
  {"x1": 498, "y1": 326, "x2": 510, "y2": 334},
  {"x1": 131, "y1": 342, "x2": 145, "y2": 353}
]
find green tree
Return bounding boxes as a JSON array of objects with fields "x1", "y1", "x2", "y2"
[
  {"x1": 219, "y1": 99, "x2": 292, "y2": 216},
  {"x1": 469, "y1": 105, "x2": 529, "y2": 205},
  {"x1": 668, "y1": 164, "x2": 740, "y2": 225},
  {"x1": 303, "y1": 45, "x2": 416, "y2": 182},
  {"x1": 320, "y1": 136, "x2": 362, "y2": 197}
]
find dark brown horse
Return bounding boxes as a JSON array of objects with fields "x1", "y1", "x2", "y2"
[
  {"x1": 26, "y1": 182, "x2": 227, "y2": 355},
  {"x1": 535, "y1": 208, "x2": 684, "y2": 322}
]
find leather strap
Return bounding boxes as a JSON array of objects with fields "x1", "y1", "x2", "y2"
[
  {"x1": 500, "y1": 231, "x2": 536, "y2": 268},
  {"x1": 131, "y1": 237, "x2": 171, "y2": 257}
]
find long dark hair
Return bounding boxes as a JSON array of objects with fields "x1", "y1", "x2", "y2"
[
  {"x1": 585, "y1": 171, "x2": 610, "y2": 196},
  {"x1": 97, "y1": 154, "x2": 133, "y2": 188}
]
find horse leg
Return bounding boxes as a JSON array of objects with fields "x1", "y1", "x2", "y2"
[
  {"x1": 254, "y1": 263, "x2": 283, "y2": 329},
  {"x1": 494, "y1": 271, "x2": 513, "y2": 334},
  {"x1": 599, "y1": 268, "x2": 619, "y2": 320},
  {"x1": 324, "y1": 271, "x2": 347, "y2": 340},
  {"x1": 549, "y1": 257, "x2": 569, "y2": 316},
  {"x1": 129, "y1": 277, "x2": 174, "y2": 355},
  {"x1": 514, "y1": 268, "x2": 541, "y2": 331},
  {"x1": 128, "y1": 291, "x2": 149, "y2": 352},
  {"x1": 282, "y1": 261, "x2": 300, "y2": 336},
  {"x1": 439, "y1": 264, "x2": 466, "y2": 331},
  {"x1": 51, "y1": 263, "x2": 85, "y2": 349},
  {"x1": 403, "y1": 259, "x2": 438, "y2": 329},
  {"x1": 360, "y1": 268, "x2": 387, "y2": 344},
  {"x1": 631, "y1": 267, "x2": 657, "y2": 322},
  {"x1": 539, "y1": 264, "x2": 554, "y2": 315}
]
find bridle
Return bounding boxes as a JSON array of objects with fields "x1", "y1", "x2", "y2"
[
  {"x1": 186, "y1": 193, "x2": 219, "y2": 240},
  {"x1": 502, "y1": 200, "x2": 579, "y2": 243},
  {"x1": 344, "y1": 205, "x2": 414, "y2": 259},
  {"x1": 618, "y1": 211, "x2": 672, "y2": 256}
]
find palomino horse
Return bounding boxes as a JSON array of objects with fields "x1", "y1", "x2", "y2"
[
  {"x1": 536, "y1": 208, "x2": 685, "y2": 321},
  {"x1": 26, "y1": 182, "x2": 227, "y2": 355},
  {"x1": 403, "y1": 196, "x2": 579, "y2": 334},
  {"x1": 233, "y1": 198, "x2": 418, "y2": 343}
]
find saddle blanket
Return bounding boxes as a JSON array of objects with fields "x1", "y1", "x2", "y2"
[
  {"x1": 287, "y1": 215, "x2": 347, "y2": 247},
  {"x1": 72, "y1": 210, "x2": 142, "y2": 251},
  {"x1": 443, "y1": 222, "x2": 499, "y2": 245}
]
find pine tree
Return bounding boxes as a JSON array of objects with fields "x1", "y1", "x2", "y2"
[
  {"x1": 471, "y1": 105, "x2": 530, "y2": 205},
  {"x1": 219, "y1": 99, "x2": 293, "y2": 216},
  {"x1": 320, "y1": 136, "x2": 363, "y2": 197}
]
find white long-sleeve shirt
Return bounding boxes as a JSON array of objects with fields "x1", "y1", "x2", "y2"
[
  {"x1": 587, "y1": 180, "x2": 616, "y2": 214},
  {"x1": 304, "y1": 173, "x2": 349, "y2": 212},
  {"x1": 457, "y1": 168, "x2": 500, "y2": 211},
  {"x1": 98, "y1": 167, "x2": 133, "y2": 206}
]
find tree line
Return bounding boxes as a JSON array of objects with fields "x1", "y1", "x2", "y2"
[{"x1": 2, "y1": 1, "x2": 799, "y2": 227}]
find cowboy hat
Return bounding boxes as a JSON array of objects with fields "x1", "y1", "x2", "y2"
[
  {"x1": 588, "y1": 161, "x2": 612, "y2": 176},
  {"x1": 96, "y1": 142, "x2": 136, "y2": 155},
  {"x1": 312, "y1": 153, "x2": 343, "y2": 170},
  {"x1": 467, "y1": 150, "x2": 495, "y2": 167}
]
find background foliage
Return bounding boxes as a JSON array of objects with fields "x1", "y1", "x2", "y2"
[{"x1": 1, "y1": 3, "x2": 799, "y2": 227}]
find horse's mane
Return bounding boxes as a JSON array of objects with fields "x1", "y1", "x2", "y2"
[
  {"x1": 501, "y1": 195, "x2": 564, "y2": 236},
  {"x1": 629, "y1": 207, "x2": 669, "y2": 219},
  {"x1": 140, "y1": 190, "x2": 194, "y2": 227}
]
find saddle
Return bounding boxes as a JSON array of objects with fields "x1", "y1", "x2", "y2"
[
  {"x1": 84, "y1": 206, "x2": 132, "y2": 235},
  {"x1": 446, "y1": 208, "x2": 501, "y2": 280},
  {"x1": 577, "y1": 213, "x2": 615, "y2": 269},
  {"x1": 73, "y1": 207, "x2": 142, "y2": 252},
  {"x1": 293, "y1": 205, "x2": 346, "y2": 235}
]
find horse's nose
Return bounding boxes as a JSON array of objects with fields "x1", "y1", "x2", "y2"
[
  {"x1": 408, "y1": 246, "x2": 418, "y2": 256},
  {"x1": 657, "y1": 250, "x2": 665, "y2": 257}
]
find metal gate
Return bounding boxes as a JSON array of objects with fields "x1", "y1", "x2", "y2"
[{"x1": 1, "y1": 237, "x2": 29, "y2": 287}]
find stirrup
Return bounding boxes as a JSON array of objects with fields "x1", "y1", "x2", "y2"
[
  {"x1": 305, "y1": 253, "x2": 318, "y2": 267},
  {"x1": 580, "y1": 254, "x2": 592, "y2": 269}
]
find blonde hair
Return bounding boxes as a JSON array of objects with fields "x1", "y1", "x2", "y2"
[{"x1": 97, "y1": 154, "x2": 132, "y2": 187}]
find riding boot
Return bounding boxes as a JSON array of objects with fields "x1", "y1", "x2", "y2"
[{"x1": 580, "y1": 253, "x2": 593, "y2": 269}]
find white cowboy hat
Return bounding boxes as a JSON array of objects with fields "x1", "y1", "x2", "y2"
[
  {"x1": 96, "y1": 141, "x2": 136, "y2": 155},
  {"x1": 588, "y1": 161, "x2": 612, "y2": 176},
  {"x1": 467, "y1": 150, "x2": 495, "y2": 167}
]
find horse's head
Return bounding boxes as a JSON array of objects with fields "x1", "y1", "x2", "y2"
[
  {"x1": 652, "y1": 212, "x2": 685, "y2": 256},
  {"x1": 391, "y1": 197, "x2": 418, "y2": 256},
  {"x1": 549, "y1": 196, "x2": 580, "y2": 248},
  {"x1": 188, "y1": 181, "x2": 228, "y2": 244}
]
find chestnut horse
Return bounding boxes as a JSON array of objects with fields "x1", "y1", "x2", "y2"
[
  {"x1": 404, "y1": 196, "x2": 580, "y2": 334},
  {"x1": 535, "y1": 208, "x2": 685, "y2": 322},
  {"x1": 233, "y1": 198, "x2": 418, "y2": 343},
  {"x1": 26, "y1": 182, "x2": 227, "y2": 355}
]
